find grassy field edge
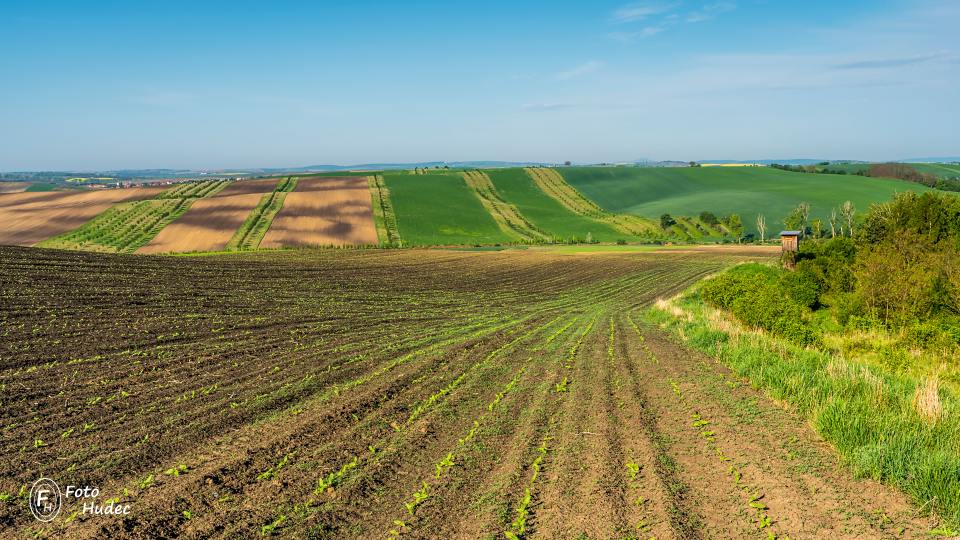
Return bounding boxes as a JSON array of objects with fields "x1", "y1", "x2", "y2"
[
  {"x1": 367, "y1": 174, "x2": 402, "y2": 247},
  {"x1": 642, "y1": 281, "x2": 960, "y2": 532}
]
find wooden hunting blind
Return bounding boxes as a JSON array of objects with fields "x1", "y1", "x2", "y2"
[{"x1": 780, "y1": 230, "x2": 801, "y2": 253}]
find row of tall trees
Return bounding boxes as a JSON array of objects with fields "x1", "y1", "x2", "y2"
[{"x1": 753, "y1": 201, "x2": 858, "y2": 242}]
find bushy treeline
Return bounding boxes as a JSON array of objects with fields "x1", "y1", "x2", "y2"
[
  {"x1": 704, "y1": 191, "x2": 960, "y2": 350},
  {"x1": 770, "y1": 162, "x2": 960, "y2": 193}
]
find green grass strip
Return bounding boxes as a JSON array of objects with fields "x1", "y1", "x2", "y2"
[
  {"x1": 368, "y1": 175, "x2": 401, "y2": 246},
  {"x1": 645, "y1": 286, "x2": 960, "y2": 530}
]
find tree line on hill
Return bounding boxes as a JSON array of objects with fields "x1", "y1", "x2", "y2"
[{"x1": 770, "y1": 162, "x2": 960, "y2": 192}]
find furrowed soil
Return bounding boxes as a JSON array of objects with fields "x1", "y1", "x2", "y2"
[
  {"x1": 138, "y1": 179, "x2": 282, "y2": 254},
  {"x1": 259, "y1": 177, "x2": 378, "y2": 247},
  {"x1": 0, "y1": 246, "x2": 935, "y2": 539},
  {"x1": 0, "y1": 188, "x2": 165, "y2": 246}
]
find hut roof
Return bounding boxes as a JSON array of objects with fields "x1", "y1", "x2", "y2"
[{"x1": 779, "y1": 230, "x2": 802, "y2": 237}]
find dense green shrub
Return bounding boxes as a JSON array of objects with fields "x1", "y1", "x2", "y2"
[{"x1": 701, "y1": 264, "x2": 819, "y2": 346}]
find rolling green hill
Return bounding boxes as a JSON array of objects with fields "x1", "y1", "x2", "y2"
[
  {"x1": 484, "y1": 168, "x2": 624, "y2": 242},
  {"x1": 558, "y1": 166, "x2": 933, "y2": 234},
  {"x1": 382, "y1": 173, "x2": 514, "y2": 245}
]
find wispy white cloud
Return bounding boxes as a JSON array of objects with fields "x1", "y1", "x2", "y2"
[
  {"x1": 556, "y1": 60, "x2": 604, "y2": 80},
  {"x1": 611, "y1": 2, "x2": 677, "y2": 23},
  {"x1": 686, "y1": 2, "x2": 736, "y2": 23},
  {"x1": 609, "y1": 1, "x2": 736, "y2": 40},
  {"x1": 640, "y1": 25, "x2": 667, "y2": 37},
  {"x1": 834, "y1": 52, "x2": 947, "y2": 69},
  {"x1": 607, "y1": 26, "x2": 665, "y2": 43}
]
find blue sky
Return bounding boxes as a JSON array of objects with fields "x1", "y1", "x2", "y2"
[{"x1": 0, "y1": 0, "x2": 957, "y2": 170}]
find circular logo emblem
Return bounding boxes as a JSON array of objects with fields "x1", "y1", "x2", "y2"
[{"x1": 29, "y1": 478, "x2": 62, "y2": 522}]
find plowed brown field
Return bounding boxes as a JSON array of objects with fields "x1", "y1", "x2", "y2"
[
  {"x1": 0, "y1": 246, "x2": 935, "y2": 538},
  {"x1": 0, "y1": 188, "x2": 164, "y2": 246},
  {"x1": 138, "y1": 179, "x2": 281, "y2": 254},
  {"x1": 259, "y1": 176, "x2": 377, "y2": 247}
]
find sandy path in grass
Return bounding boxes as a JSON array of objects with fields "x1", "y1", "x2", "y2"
[
  {"x1": 259, "y1": 176, "x2": 377, "y2": 247},
  {"x1": 0, "y1": 187, "x2": 164, "y2": 246}
]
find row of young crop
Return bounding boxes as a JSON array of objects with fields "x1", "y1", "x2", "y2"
[
  {"x1": 19, "y1": 309, "x2": 528, "y2": 536},
  {"x1": 1, "y1": 248, "x2": 735, "y2": 535},
  {"x1": 153, "y1": 180, "x2": 230, "y2": 200}
]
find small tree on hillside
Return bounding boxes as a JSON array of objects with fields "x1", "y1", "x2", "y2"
[
  {"x1": 660, "y1": 213, "x2": 676, "y2": 230},
  {"x1": 726, "y1": 214, "x2": 744, "y2": 243},
  {"x1": 829, "y1": 208, "x2": 838, "y2": 238},
  {"x1": 840, "y1": 201, "x2": 856, "y2": 237},
  {"x1": 783, "y1": 202, "x2": 811, "y2": 234},
  {"x1": 812, "y1": 218, "x2": 823, "y2": 238},
  {"x1": 799, "y1": 202, "x2": 811, "y2": 232},
  {"x1": 755, "y1": 213, "x2": 767, "y2": 242}
]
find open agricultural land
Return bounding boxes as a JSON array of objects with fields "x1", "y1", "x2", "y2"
[
  {"x1": 559, "y1": 166, "x2": 934, "y2": 235},
  {"x1": 0, "y1": 187, "x2": 166, "y2": 247},
  {"x1": 2, "y1": 244, "x2": 949, "y2": 539},
  {"x1": 0, "y1": 165, "x2": 935, "y2": 251},
  {"x1": 138, "y1": 178, "x2": 281, "y2": 254},
  {"x1": 259, "y1": 176, "x2": 379, "y2": 249}
]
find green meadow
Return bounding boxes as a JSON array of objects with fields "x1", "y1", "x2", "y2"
[
  {"x1": 382, "y1": 173, "x2": 513, "y2": 245},
  {"x1": 484, "y1": 168, "x2": 623, "y2": 242},
  {"x1": 558, "y1": 166, "x2": 932, "y2": 234}
]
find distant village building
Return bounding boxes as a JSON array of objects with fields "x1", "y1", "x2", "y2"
[{"x1": 780, "y1": 230, "x2": 801, "y2": 253}]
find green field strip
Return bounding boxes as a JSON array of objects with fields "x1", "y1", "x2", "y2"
[
  {"x1": 558, "y1": 166, "x2": 933, "y2": 235},
  {"x1": 225, "y1": 176, "x2": 298, "y2": 250},
  {"x1": 461, "y1": 170, "x2": 549, "y2": 243},
  {"x1": 524, "y1": 167, "x2": 660, "y2": 238},
  {"x1": 485, "y1": 168, "x2": 624, "y2": 243},
  {"x1": 367, "y1": 175, "x2": 402, "y2": 247},
  {"x1": 381, "y1": 173, "x2": 515, "y2": 246}
]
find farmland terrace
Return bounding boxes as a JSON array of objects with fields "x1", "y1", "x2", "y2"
[{"x1": 0, "y1": 245, "x2": 937, "y2": 538}]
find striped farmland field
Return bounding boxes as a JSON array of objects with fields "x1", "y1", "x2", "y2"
[
  {"x1": 462, "y1": 170, "x2": 549, "y2": 243},
  {"x1": 36, "y1": 180, "x2": 230, "y2": 253},
  {"x1": 524, "y1": 168, "x2": 660, "y2": 237},
  {"x1": 225, "y1": 177, "x2": 299, "y2": 250}
]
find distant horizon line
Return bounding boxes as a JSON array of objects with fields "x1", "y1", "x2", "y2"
[{"x1": 3, "y1": 156, "x2": 959, "y2": 175}]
